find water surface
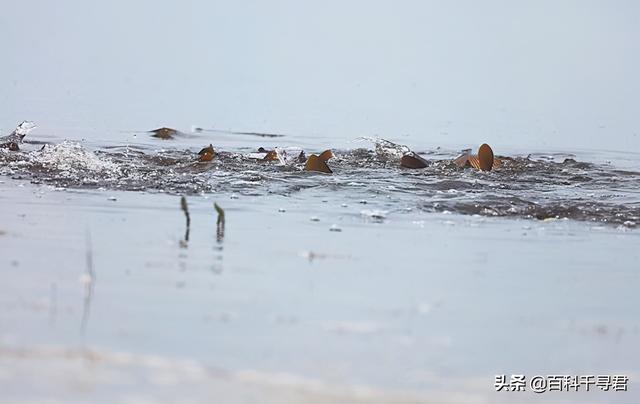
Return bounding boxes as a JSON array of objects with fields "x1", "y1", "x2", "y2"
[{"x1": 1, "y1": 129, "x2": 639, "y2": 403}]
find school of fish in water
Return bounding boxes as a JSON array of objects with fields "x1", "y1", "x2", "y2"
[{"x1": 2, "y1": 122, "x2": 639, "y2": 227}]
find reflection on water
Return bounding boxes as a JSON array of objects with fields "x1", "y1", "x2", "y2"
[
  {"x1": 212, "y1": 202, "x2": 225, "y2": 275},
  {"x1": 80, "y1": 230, "x2": 95, "y2": 335},
  {"x1": 49, "y1": 283, "x2": 57, "y2": 328},
  {"x1": 175, "y1": 196, "x2": 225, "y2": 274}
]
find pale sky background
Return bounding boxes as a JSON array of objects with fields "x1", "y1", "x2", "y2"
[{"x1": 1, "y1": 0, "x2": 638, "y2": 151}]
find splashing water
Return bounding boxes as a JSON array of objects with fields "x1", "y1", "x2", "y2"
[
  {"x1": 1, "y1": 138, "x2": 639, "y2": 226},
  {"x1": 37, "y1": 142, "x2": 121, "y2": 174},
  {"x1": 13, "y1": 121, "x2": 37, "y2": 137}
]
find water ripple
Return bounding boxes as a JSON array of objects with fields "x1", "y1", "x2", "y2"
[{"x1": 2, "y1": 140, "x2": 639, "y2": 226}]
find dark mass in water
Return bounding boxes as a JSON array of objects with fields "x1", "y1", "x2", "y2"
[
  {"x1": 180, "y1": 196, "x2": 191, "y2": 246},
  {"x1": 454, "y1": 144, "x2": 502, "y2": 171},
  {"x1": 259, "y1": 148, "x2": 280, "y2": 162},
  {"x1": 214, "y1": 203, "x2": 225, "y2": 242},
  {"x1": 229, "y1": 131, "x2": 285, "y2": 138},
  {"x1": 149, "y1": 127, "x2": 179, "y2": 139},
  {"x1": 400, "y1": 153, "x2": 429, "y2": 169},
  {"x1": 194, "y1": 127, "x2": 286, "y2": 138},
  {"x1": 198, "y1": 144, "x2": 215, "y2": 162},
  {"x1": 1, "y1": 134, "x2": 639, "y2": 227},
  {"x1": 304, "y1": 149, "x2": 334, "y2": 173}
]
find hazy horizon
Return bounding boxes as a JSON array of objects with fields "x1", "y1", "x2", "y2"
[{"x1": 1, "y1": 0, "x2": 638, "y2": 151}]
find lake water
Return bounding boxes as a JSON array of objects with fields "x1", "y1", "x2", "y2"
[
  {"x1": 1, "y1": 127, "x2": 638, "y2": 403},
  {"x1": 2, "y1": 1, "x2": 639, "y2": 402}
]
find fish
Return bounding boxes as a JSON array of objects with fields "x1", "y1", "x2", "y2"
[
  {"x1": 453, "y1": 149, "x2": 472, "y2": 168},
  {"x1": 0, "y1": 121, "x2": 37, "y2": 151},
  {"x1": 400, "y1": 152, "x2": 429, "y2": 169},
  {"x1": 317, "y1": 149, "x2": 334, "y2": 162},
  {"x1": 477, "y1": 143, "x2": 494, "y2": 171},
  {"x1": 304, "y1": 149, "x2": 334, "y2": 173},
  {"x1": 149, "y1": 127, "x2": 178, "y2": 139},
  {"x1": 453, "y1": 144, "x2": 501, "y2": 171},
  {"x1": 198, "y1": 144, "x2": 215, "y2": 161},
  {"x1": 262, "y1": 149, "x2": 279, "y2": 162},
  {"x1": 258, "y1": 147, "x2": 307, "y2": 164}
]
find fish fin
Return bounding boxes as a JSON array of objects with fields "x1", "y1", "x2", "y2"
[
  {"x1": 400, "y1": 153, "x2": 428, "y2": 169},
  {"x1": 468, "y1": 155, "x2": 481, "y2": 170},
  {"x1": 453, "y1": 153, "x2": 471, "y2": 168},
  {"x1": 478, "y1": 144, "x2": 494, "y2": 171},
  {"x1": 318, "y1": 149, "x2": 334, "y2": 162},
  {"x1": 304, "y1": 155, "x2": 332, "y2": 173},
  {"x1": 262, "y1": 150, "x2": 279, "y2": 161}
]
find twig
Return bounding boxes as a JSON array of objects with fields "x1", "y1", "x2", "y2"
[
  {"x1": 214, "y1": 203, "x2": 225, "y2": 242},
  {"x1": 181, "y1": 196, "x2": 190, "y2": 245}
]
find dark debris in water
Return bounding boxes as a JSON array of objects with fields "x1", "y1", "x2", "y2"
[
  {"x1": 149, "y1": 127, "x2": 179, "y2": 140},
  {"x1": 214, "y1": 203, "x2": 225, "y2": 242},
  {"x1": 428, "y1": 195, "x2": 640, "y2": 225},
  {"x1": 1, "y1": 140, "x2": 640, "y2": 226}
]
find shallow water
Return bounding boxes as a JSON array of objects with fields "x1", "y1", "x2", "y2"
[
  {"x1": 1, "y1": 129, "x2": 639, "y2": 403},
  {"x1": 2, "y1": 130, "x2": 640, "y2": 227}
]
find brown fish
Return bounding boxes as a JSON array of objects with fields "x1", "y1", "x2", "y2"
[
  {"x1": 262, "y1": 149, "x2": 279, "y2": 162},
  {"x1": 304, "y1": 154, "x2": 332, "y2": 173},
  {"x1": 477, "y1": 143, "x2": 494, "y2": 171},
  {"x1": 150, "y1": 127, "x2": 178, "y2": 139},
  {"x1": 454, "y1": 144, "x2": 500, "y2": 171},
  {"x1": 400, "y1": 153, "x2": 429, "y2": 169},
  {"x1": 258, "y1": 147, "x2": 307, "y2": 164},
  {"x1": 198, "y1": 144, "x2": 215, "y2": 162},
  {"x1": 453, "y1": 149, "x2": 472, "y2": 168},
  {"x1": 318, "y1": 149, "x2": 334, "y2": 162}
]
